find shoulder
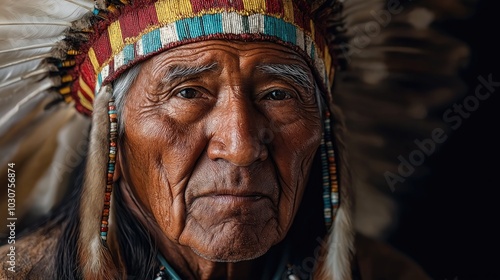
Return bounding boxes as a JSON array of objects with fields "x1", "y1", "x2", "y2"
[
  {"x1": 354, "y1": 233, "x2": 430, "y2": 280},
  {"x1": 0, "y1": 226, "x2": 61, "y2": 280}
]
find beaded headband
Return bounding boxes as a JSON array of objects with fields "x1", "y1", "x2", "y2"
[{"x1": 68, "y1": 0, "x2": 335, "y2": 115}]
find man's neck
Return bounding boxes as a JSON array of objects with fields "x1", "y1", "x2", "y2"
[{"x1": 156, "y1": 233, "x2": 255, "y2": 280}]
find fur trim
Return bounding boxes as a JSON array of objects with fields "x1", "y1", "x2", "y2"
[
  {"x1": 316, "y1": 103, "x2": 355, "y2": 279},
  {"x1": 78, "y1": 85, "x2": 120, "y2": 280}
]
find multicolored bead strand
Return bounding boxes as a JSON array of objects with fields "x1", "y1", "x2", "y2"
[
  {"x1": 320, "y1": 111, "x2": 339, "y2": 229},
  {"x1": 321, "y1": 134, "x2": 332, "y2": 229},
  {"x1": 100, "y1": 98, "x2": 118, "y2": 242},
  {"x1": 323, "y1": 112, "x2": 339, "y2": 221}
]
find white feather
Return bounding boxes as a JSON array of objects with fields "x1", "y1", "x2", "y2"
[
  {"x1": 0, "y1": 24, "x2": 69, "y2": 39},
  {"x1": 0, "y1": 67, "x2": 52, "y2": 88},
  {"x1": 0, "y1": 77, "x2": 57, "y2": 129},
  {"x1": 1, "y1": 0, "x2": 91, "y2": 21},
  {"x1": 0, "y1": 42, "x2": 57, "y2": 55},
  {"x1": 0, "y1": 46, "x2": 55, "y2": 66},
  {"x1": 0, "y1": 21, "x2": 72, "y2": 26},
  {"x1": 0, "y1": 60, "x2": 45, "y2": 83},
  {"x1": 0, "y1": 53, "x2": 52, "y2": 69},
  {"x1": 65, "y1": 0, "x2": 95, "y2": 11},
  {"x1": 0, "y1": 0, "x2": 91, "y2": 40},
  {"x1": 0, "y1": 0, "x2": 90, "y2": 146}
]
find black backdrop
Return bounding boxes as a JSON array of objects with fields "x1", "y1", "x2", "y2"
[{"x1": 387, "y1": 1, "x2": 500, "y2": 279}]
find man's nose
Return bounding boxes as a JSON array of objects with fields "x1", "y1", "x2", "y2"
[{"x1": 207, "y1": 95, "x2": 268, "y2": 166}]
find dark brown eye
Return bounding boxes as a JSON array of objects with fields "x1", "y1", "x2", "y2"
[
  {"x1": 178, "y1": 88, "x2": 199, "y2": 99},
  {"x1": 265, "y1": 90, "x2": 291, "y2": 100}
]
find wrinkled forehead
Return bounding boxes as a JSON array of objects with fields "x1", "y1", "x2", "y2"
[{"x1": 145, "y1": 40, "x2": 314, "y2": 78}]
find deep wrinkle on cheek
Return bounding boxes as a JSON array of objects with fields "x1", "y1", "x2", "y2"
[
  {"x1": 273, "y1": 154, "x2": 313, "y2": 233},
  {"x1": 151, "y1": 127, "x2": 209, "y2": 208},
  {"x1": 121, "y1": 140, "x2": 155, "y2": 211},
  {"x1": 270, "y1": 118, "x2": 321, "y2": 223}
]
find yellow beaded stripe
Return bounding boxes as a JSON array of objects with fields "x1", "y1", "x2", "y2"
[{"x1": 108, "y1": 21, "x2": 125, "y2": 55}]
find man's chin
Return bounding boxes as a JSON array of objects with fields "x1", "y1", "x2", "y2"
[
  {"x1": 179, "y1": 222, "x2": 280, "y2": 262},
  {"x1": 193, "y1": 248, "x2": 269, "y2": 263},
  {"x1": 191, "y1": 244, "x2": 269, "y2": 263}
]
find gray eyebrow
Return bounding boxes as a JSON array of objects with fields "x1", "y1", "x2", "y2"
[
  {"x1": 162, "y1": 62, "x2": 218, "y2": 84},
  {"x1": 256, "y1": 64, "x2": 313, "y2": 90}
]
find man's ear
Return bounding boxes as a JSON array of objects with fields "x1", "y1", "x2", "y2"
[{"x1": 113, "y1": 152, "x2": 121, "y2": 182}]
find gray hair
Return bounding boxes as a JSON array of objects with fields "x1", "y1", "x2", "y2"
[
  {"x1": 112, "y1": 63, "x2": 142, "y2": 137},
  {"x1": 315, "y1": 82, "x2": 327, "y2": 118}
]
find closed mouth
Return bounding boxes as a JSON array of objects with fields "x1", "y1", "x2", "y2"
[
  {"x1": 210, "y1": 194, "x2": 264, "y2": 202},
  {"x1": 193, "y1": 192, "x2": 270, "y2": 204}
]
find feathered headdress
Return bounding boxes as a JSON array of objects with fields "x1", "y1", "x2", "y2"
[
  {"x1": 0, "y1": 0, "x2": 474, "y2": 278},
  {"x1": 1, "y1": 0, "x2": 354, "y2": 278}
]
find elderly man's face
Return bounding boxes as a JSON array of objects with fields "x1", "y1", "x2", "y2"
[{"x1": 120, "y1": 40, "x2": 322, "y2": 261}]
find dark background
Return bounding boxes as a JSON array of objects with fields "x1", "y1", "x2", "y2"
[{"x1": 388, "y1": 1, "x2": 500, "y2": 279}]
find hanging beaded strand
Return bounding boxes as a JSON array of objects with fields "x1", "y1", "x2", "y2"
[
  {"x1": 100, "y1": 98, "x2": 118, "y2": 241},
  {"x1": 321, "y1": 111, "x2": 339, "y2": 229},
  {"x1": 320, "y1": 134, "x2": 332, "y2": 229}
]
